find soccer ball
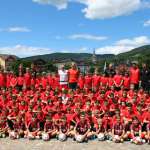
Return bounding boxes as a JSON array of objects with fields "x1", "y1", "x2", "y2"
[
  {"x1": 132, "y1": 136, "x2": 142, "y2": 145},
  {"x1": 114, "y1": 135, "x2": 121, "y2": 143},
  {"x1": 97, "y1": 133, "x2": 105, "y2": 141},
  {"x1": 42, "y1": 133, "x2": 49, "y2": 141},
  {"x1": 58, "y1": 133, "x2": 67, "y2": 142},
  {"x1": 28, "y1": 133, "x2": 35, "y2": 140},
  {"x1": 75, "y1": 135, "x2": 84, "y2": 143},
  {"x1": 9, "y1": 131, "x2": 18, "y2": 139}
]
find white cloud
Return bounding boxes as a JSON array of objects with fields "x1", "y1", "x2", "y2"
[
  {"x1": 96, "y1": 36, "x2": 150, "y2": 54},
  {"x1": 69, "y1": 34, "x2": 107, "y2": 41},
  {"x1": 81, "y1": 0, "x2": 141, "y2": 19},
  {"x1": 32, "y1": 0, "x2": 150, "y2": 19},
  {"x1": 32, "y1": 0, "x2": 68, "y2": 10},
  {"x1": 0, "y1": 27, "x2": 31, "y2": 32},
  {"x1": 144, "y1": 19, "x2": 150, "y2": 27},
  {"x1": 0, "y1": 45, "x2": 52, "y2": 58}
]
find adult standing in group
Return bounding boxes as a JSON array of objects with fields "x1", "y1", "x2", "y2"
[
  {"x1": 58, "y1": 65, "x2": 68, "y2": 89},
  {"x1": 68, "y1": 63, "x2": 79, "y2": 90},
  {"x1": 129, "y1": 61, "x2": 140, "y2": 90},
  {"x1": 105, "y1": 63, "x2": 116, "y2": 77},
  {"x1": 140, "y1": 63, "x2": 150, "y2": 91}
]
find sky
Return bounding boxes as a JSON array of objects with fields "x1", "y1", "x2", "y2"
[{"x1": 0, "y1": 0, "x2": 150, "y2": 58}]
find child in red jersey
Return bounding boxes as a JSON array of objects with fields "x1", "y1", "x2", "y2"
[
  {"x1": 113, "y1": 70, "x2": 123, "y2": 91},
  {"x1": 92, "y1": 70, "x2": 100, "y2": 92},
  {"x1": 100, "y1": 72, "x2": 108, "y2": 88},
  {"x1": 84, "y1": 72, "x2": 92, "y2": 90},
  {"x1": 92, "y1": 118, "x2": 106, "y2": 141},
  {"x1": 10, "y1": 73, "x2": 18, "y2": 88},
  {"x1": 112, "y1": 116, "x2": 125, "y2": 143},
  {"x1": 108, "y1": 73, "x2": 114, "y2": 89},
  {"x1": 123, "y1": 72, "x2": 130, "y2": 90},
  {"x1": 78, "y1": 73, "x2": 85, "y2": 89},
  {"x1": 26, "y1": 114, "x2": 41, "y2": 140},
  {"x1": 42, "y1": 116, "x2": 57, "y2": 141},
  {"x1": 74, "y1": 113, "x2": 91, "y2": 142},
  {"x1": 41, "y1": 72, "x2": 48, "y2": 90},
  {"x1": 23, "y1": 68, "x2": 31, "y2": 90},
  {"x1": 58, "y1": 116, "x2": 70, "y2": 141},
  {"x1": 127, "y1": 117, "x2": 145, "y2": 144},
  {"x1": 17, "y1": 72, "x2": 24, "y2": 91},
  {"x1": 8, "y1": 116, "x2": 26, "y2": 139}
]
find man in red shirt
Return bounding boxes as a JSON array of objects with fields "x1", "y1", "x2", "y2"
[
  {"x1": 68, "y1": 63, "x2": 79, "y2": 90},
  {"x1": 130, "y1": 62, "x2": 140, "y2": 90}
]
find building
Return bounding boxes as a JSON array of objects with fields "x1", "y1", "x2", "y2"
[
  {"x1": 92, "y1": 49, "x2": 97, "y2": 64},
  {"x1": 54, "y1": 58, "x2": 89, "y2": 74},
  {"x1": 0, "y1": 54, "x2": 18, "y2": 71}
]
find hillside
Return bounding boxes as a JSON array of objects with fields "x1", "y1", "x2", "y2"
[
  {"x1": 117, "y1": 45, "x2": 150, "y2": 58},
  {"x1": 22, "y1": 45, "x2": 150, "y2": 63},
  {"x1": 22, "y1": 53, "x2": 115, "y2": 62}
]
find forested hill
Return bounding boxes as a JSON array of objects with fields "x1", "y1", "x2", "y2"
[
  {"x1": 22, "y1": 45, "x2": 150, "y2": 62},
  {"x1": 23, "y1": 53, "x2": 115, "y2": 62}
]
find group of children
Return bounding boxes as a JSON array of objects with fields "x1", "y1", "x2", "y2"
[{"x1": 0, "y1": 67, "x2": 150, "y2": 145}]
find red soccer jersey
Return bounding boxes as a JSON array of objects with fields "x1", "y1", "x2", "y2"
[
  {"x1": 17, "y1": 76, "x2": 24, "y2": 86},
  {"x1": 123, "y1": 76, "x2": 130, "y2": 89},
  {"x1": 84, "y1": 75, "x2": 92, "y2": 88},
  {"x1": 113, "y1": 74, "x2": 123, "y2": 87},
  {"x1": 10, "y1": 77, "x2": 18, "y2": 87},
  {"x1": 92, "y1": 75, "x2": 100, "y2": 87},
  {"x1": 24, "y1": 73, "x2": 31, "y2": 87},
  {"x1": 0, "y1": 73, "x2": 5, "y2": 87},
  {"x1": 130, "y1": 67, "x2": 140, "y2": 84},
  {"x1": 78, "y1": 76, "x2": 85, "y2": 89},
  {"x1": 68, "y1": 69, "x2": 79, "y2": 83}
]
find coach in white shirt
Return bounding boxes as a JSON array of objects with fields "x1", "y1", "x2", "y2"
[{"x1": 58, "y1": 65, "x2": 68, "y2": 89}]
